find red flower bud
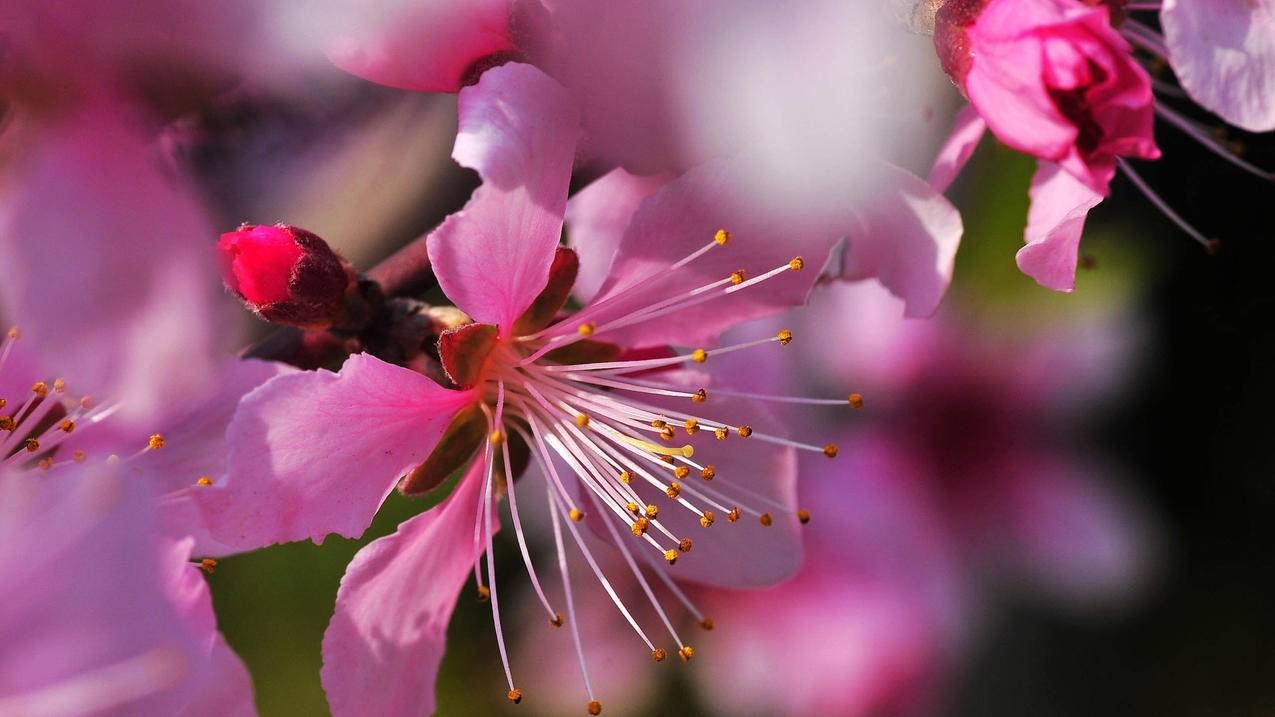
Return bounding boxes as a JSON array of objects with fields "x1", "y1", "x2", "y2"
[{"x1": 217, "y1": 224, "x2": 353, "y2": 327}]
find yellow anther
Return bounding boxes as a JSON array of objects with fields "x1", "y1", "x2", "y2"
[
  {"x1": 197, "y1": 476, "x2": 214, "y2": 487},
  {"x1": 626, "y1": 501, "x2": 639, "y2": 513},
  {"x1": 477, "y1": 585, "x2": 491, "y2": 602},
  {"x1": 652, "y1": 647, "x2": 668, "y2": 662},
  {"x1": 823, "y1": 443, "x2": 839, "y2": 458},
  {"x1": 569, "y1": 508, "x2": 585, "y2": 522},
  {"x1": 6, "y1": 326, "x2": 18, "y2": 339},
  {"x1": 619, "y1": 433, "x2": 693, "y2": 458},
  {"x1": 680, "y1": 444, "x2": 695, "y2": 458},
  {"x1": 0, "y1": 398, "x2": 5, "y2": 409},
  {"x1": 147, "y1": 434, "x2": 165, "y2": 450},
  {"x1": 0, "y1": 416, "x2": 14, "y2": 431},
  {"x1": 678, "y1": 538, "x2": 693, "y2": 553},
  {"x1": 59, "y1": 419, "x2": 75, "y2": 433},
  {"x1": 737, "y1": 425, "x2": 753, "y2": 438},
  {"x1": 678, "y1": 646, "x2": 695, "y2": 662},
  {"x1": 714, "y1": 228, "x2": 731, "y2": 245},
  {"x1": 798, "y1": 508, "x2": 811, "y2": 524},
  {"x1": 651, "y1": 419, "x2": 668, "y2": 429},
  {"x1": 788, "y1": 256, "x2": 805, "y2": 271},
  {"x1": 700, "y1": 511, "x2": 716, "y2": 528},
  {"x1": 489, "y1": 430, "x2": 505, "y2": 445},
  {"x1": 730, "y1": 270, "x2": 746, "y2": 285},
  {"x1": 577, "y1": 322, "x2": 596, "y2": 337},
  {"x1": 691, "y1": 348, "x2": 708, "y2": 363},
  {"x1": 727, "y1": 507, "x2": 742, "y2": 522},
  {"x1": 199, "y1": 559, "x2": 218, "y2": 574},
  {"x1": 645, "y1": 504, "x2": 659, "y2": 519},
  {"x1": 631, "y1": 518, "x2": 649, "y2": 536},
  {"x1": 699, "y1": 464, "x2": 716, "y2": 481},
  {"x1": 31, "y1": 382, "x2": 49, "y2": 398},
  {"x1": 659, "y1": 426, "x2": 676, "y2": 441},
  {"x1": 848, "y1": 392, "x2": 864, "y2": 409},
  {"x1": 588, "y1": 700, "x2": 603, "y2": 716},
  {"x1": 692, "y1": 388, "x2": 707, "y2": 403},
  {"x1": 684, "y1": 418, "x2": 699, "y2": 435},
  {"x1": 714, "y1": 427, "x2": 728, "y2": 441},
  {"x1": 508, "y1": 689, "x2": 523, "y2": 704},
  {"x1": 673, "y1": 466, "x2": 690, "y2": 479},
  {"x1": 663, "y1": 549, "x2": 678, "y2": 564},
  {"x1": 52, "y1": 378, "x2": 66, "y2": 393},
  {"x1": 575, "y1": 413, "x2": 590, "y2": 428},
  {"x1": 38, "y1": 457, "x2": 53, "y2": 471},
  {"x1": 759, "y1": 512, "x2": 774, "y2": 527},
  {"x1": 619, "y1": 470, "x2": 634, "y2": 484},
  {"x1": 666, "y1": 482, "x2": 682, "y2": 499},
  {"x1": 73, "y1": 450, "x2": 86, "y2": 463},
  {"x1": 701, "y1": 617, "x2": 715, "y2": 631},
  {"x1": 777, "y1": 329, "x2": 793, "y2": 346},
  {"x1": 550, "y1": 613, "x2": 564, "y2": 628},
  {"x1": 24, "y1": 438, "x2": 39, "y2": 453}
]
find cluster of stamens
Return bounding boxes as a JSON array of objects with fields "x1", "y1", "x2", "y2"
[{"x1": 458, "y1": 230, "x2": 863, "y2": 713}]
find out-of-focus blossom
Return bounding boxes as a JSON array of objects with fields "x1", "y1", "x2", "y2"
[
  {"x1": 313, "y1": 0, "x2": 964, "y2": 317},
  {"x1": 924, "y1": 0, "x2": 1272, "y2": 291},
  {"x1": 202, "y1": 62, "x2": 866, "y2": 715},
  {"x1": 687, "y1": 280, "x2": 1158, "y2": 715},
  {"x1": 1161, "y1": 0, "x2": 1275, "y2": 132},
  {"x1": 0, "y1": 464, "x2": 254, "y2": 716}
]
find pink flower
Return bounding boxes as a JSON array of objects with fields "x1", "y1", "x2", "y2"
[
  {"x1": 316, "y1": 0, "x2": 965, "y2": 317},
  {"x1": 1161, "y1": 0, "x2": 1275, "y2": 132},
  {"x1": 936, "y1": 0, "x2": 1159, "y2": 195},
  {"x1": 203, "y1": 62, "x2": 861, "y2": 714},
  {"x1": 0, "y1": 464, "x2": 254, "y2": 715},
  {"x1": 217, "y1": 224, "x2": 356, "y2": 328}
]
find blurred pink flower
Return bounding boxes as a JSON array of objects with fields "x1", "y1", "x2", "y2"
[
  {"x1": 0, "y1": 464, "x2": 254, "y2": 716},
  {"x1": 202, "y1": 62, "x2": 862, "y2": 715},
  {"x1": 318, "y1": 0, "x2": 964, "y2": 317}
]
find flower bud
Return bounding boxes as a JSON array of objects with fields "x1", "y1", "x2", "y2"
[{"x1": 217, "y1": 224, "x2": 354, "y2": 328}]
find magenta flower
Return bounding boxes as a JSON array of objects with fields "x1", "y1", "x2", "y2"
[
  {"x1": 318, "y1": 0, "x2": 964, "y2": 317},
  {"x1": 0, "y1": 463, "x2": 253, "y2": 716},
  {"x1": 202, "y1": 62, "x2": 864, "y2": 714}
]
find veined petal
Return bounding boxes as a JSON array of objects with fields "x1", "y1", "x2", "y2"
[
  {"x1": 321, "y1": 459, "x2": 493, "y2": 717},
  {"x1": 565, "y1": 168, "x2": 671, "y2": 304},
  {"x1": 201, "y1": 353, "x2": 476, "y2": 550},
  {"x1": 1017, "y1": 161, "x2": 1104, "y2": 292},
  {"x1": 427, "y1": 62, "x2": 580, "y2": 335},
  {"x1": 928, "y1": 104, "x2": 987, "y2": 194},
  {"x1": 1162, "y1": 0, "x2": 1275, "y2": 132}
]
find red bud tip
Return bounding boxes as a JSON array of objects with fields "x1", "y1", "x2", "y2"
[{"x1": 217, "y1": 224, "x2": 352, "y2": 327}]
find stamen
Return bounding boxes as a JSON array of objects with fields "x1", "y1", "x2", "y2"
[
  {"x1": 1117, "y1": 158, "x2": 1217, "y2": 250},
  {"x1": 1154, "y1": 103, "x2": 1274, "y2": 181},
  {"x1": 196, "y1": 476, "x2": 214, "y2": 487}
]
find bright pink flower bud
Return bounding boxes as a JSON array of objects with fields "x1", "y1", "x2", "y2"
[{"x1": 217, "y1": 224, "x2": 353, "y2": 327}]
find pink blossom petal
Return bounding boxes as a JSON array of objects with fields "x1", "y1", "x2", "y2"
[
  {"x1": 325, "y1": 0, "x2": 520, "y2": 93},
  {"x1": 564, "y1": 168, "x2": 671, "y2": 304},
  {"x1": 321, "y1": 459, "x2": 493, "y2": 717},
  {"x1": 1162, "y1": 0, "x2": 1275, "y2": 132},
  {"x1": 427, "y1": 62, "x2": 580, "y2": 335},
  {"x1": 559, "y1": 159, "x2": 842, "y2": 349},
  {"x1": 1016, "y1": 160, "x2": 1104, "y2": 292},
  {"x1": 201, "y1": 353, "x2": 476, "y2": 550},
  {"x1": 0, "y1": 103, "x2": 233, "y2": 428},
  {"x1": 836, "y1": 163, "x2": 964, "y2": 318},
  {"x1": 928, "y1": 104, "x2": 987, "y2": 194}
]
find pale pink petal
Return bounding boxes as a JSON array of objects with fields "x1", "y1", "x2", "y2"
[
  {"x1": 1163, "y1": 0, "x2": 1275, "y2": 132},
  {"x1": 928, "y1": 104, "x2": 987, "y2": 194},
  {"x1": 0, "y1": 466, "x2": 203, "y2": 716},
  {"x1": 837, "y1": 163, "x2": 963, "y2": 318},
  {"x1": 161, "y1": 539, "x2": 257, "y2": 717},
  {"x1": 325, "y1": 0, "x2": 520, "y2": 93},
  {"x1": 427, "y1": 62, "x2": 580, "y2": 335},
  {"x1": 564, "y1": 168, "x2": 671, "y2": 304},
  {"x1": 0, "y1": 103, "x2": 235, "y2": 428},
  {"x1": 1016, "y1": 161, "x2": 1104, "y2": 292},
  {"x1": 556, "y1": 159, "x2": 841, "y2": 349},
  {"x1": 200, "y1": 353, "x2": 476, "y2": 550},
  {"x1": 321, "y1": 459, "x2": 492, "y2": 717}
]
